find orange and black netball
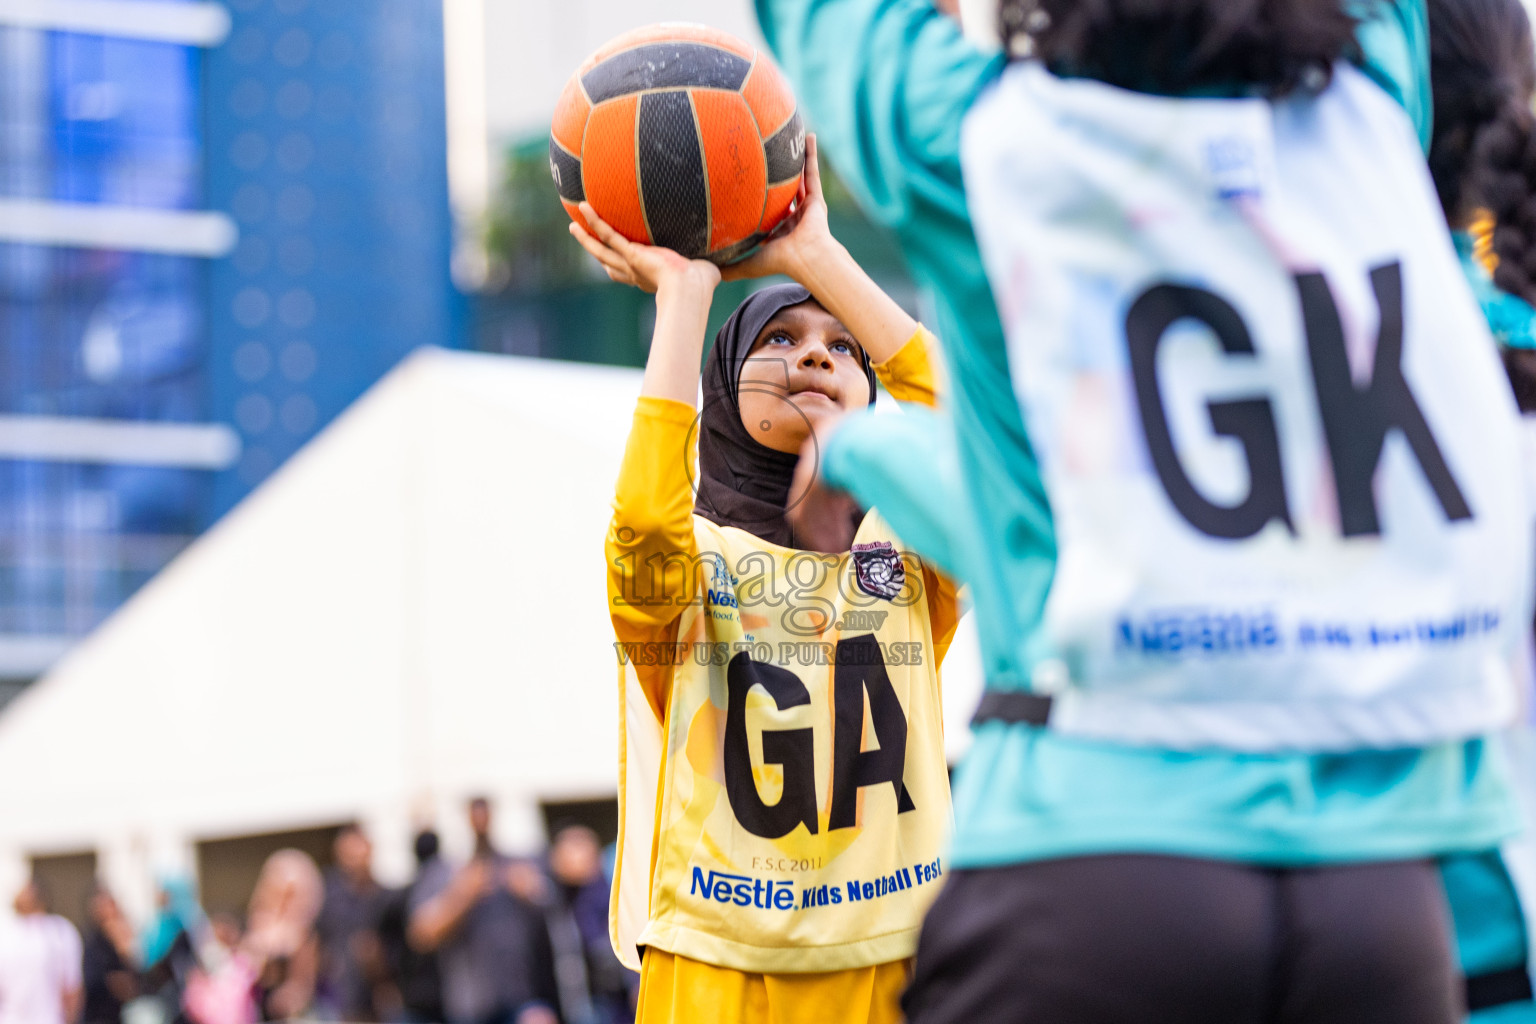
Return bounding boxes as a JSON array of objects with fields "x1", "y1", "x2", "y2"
[{"x1": 549, "y1": 24, "x2": 806, "y2": 264}]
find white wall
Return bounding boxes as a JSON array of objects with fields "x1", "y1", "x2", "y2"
[{"x1": 0, "y1": 352, "x2": 641, "y2": 907}]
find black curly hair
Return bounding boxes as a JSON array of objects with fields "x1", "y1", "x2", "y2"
[
  {"x1": 1428, "y1": 0, "x2": 1536, "y2": 408},
  {"x1": 1429, "y1": 0, "x2": 1536, "y2": 301},
  {"x1": 997, "y1": 0, "x2": 1359, "y2": 97}
]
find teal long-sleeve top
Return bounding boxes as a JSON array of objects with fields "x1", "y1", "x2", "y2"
[{"x1": 759, "y1": 0, "x2": 1518, "y2": 866}]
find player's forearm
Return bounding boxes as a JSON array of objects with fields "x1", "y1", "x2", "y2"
[
  {"x1": 756, "y1": 0, "x2": 1000, "y2": 225},
  {"x1": 787, "y1": 236, "x2": 919, "y2": 365},
  {"x1": 823, "y1": 405, "x2": 972, "y2": 578},
  {"x1": 640, "y1": 273, "x2": 717, "y2": 406},
  {"x1": 609, "y1": 398, "x2": 701, "y2": 625}
]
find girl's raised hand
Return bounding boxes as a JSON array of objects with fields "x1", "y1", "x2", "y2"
[
  {"x1": 569, "y1": 202, "x2": 720, "y2": 295},
  {"x1": 721, "y1": 133, "x2": 834, "y2": 284}
]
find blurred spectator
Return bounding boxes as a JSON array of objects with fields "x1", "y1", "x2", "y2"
[
  {"x1": 545, "y1": 825, "x2": 632, "y2": 1024},
  {"x1": 410, "y1": 797, "x2": 559, "y2": 1024},
  {"x1": 378, "y1": 831, "x2": 446, "y2": 1024},
  {"x1": 142, "y1": 877, "x2": 201, "y2": 969},
  {"x1": 0, "y1": 879, "x2": 83, "y2": 1024},
  {"x1": 316, "y1": 825, "x2": 394, "y2": 1021},
  {"x1": 243, "y1": 849, "x2": 322, "y2": 1021},
  {"x1": 181, "y1": 915, "x2": 252, "y2": 1024},
  {"x1": 82, "y1": 885, "x2": 140, "y2": 1024},
  {"x1": 208, "y1": 914, "x2": 243, "y2": 957},
  {"x1": 139, "y1": 875, "x2": 204, "y2": 1021}
]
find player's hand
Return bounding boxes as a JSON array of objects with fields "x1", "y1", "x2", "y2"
[
  {"x1": 570, "y1": 202, "x2": 720, "y2": 295},
  {"x1": 788, "y1": 409, "x2": 863, "y2": 554},
  {"x1": 721, "y1": 134, "x2": 835, "y2": 285}
]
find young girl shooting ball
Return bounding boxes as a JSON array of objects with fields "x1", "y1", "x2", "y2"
[{"x1": 581, "y1": 137, "x2": 960, "y2": 1024}]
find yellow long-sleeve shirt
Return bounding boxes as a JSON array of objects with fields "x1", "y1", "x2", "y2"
[{"x1": 606, "y1": 329, "x2": 961, "y2": 977}]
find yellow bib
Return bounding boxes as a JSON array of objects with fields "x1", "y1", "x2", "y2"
[{"x1": 611, "y1": 511, "x2": 951, "y2": 974}]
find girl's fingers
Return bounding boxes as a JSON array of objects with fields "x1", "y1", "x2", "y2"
[
  {"x1": 569, "y1": 222, "x2": 631, "y2": 276},
  {"x1": 773, "y1": 198, "x2": 808, "y2": 241},
  {"x1": 570, "y1": 224, "x2": 639, "y2": 284},
  {"x1": 573, "y1": 202, "x2": 691, "y2": 294},
  {"x1": 802, "y1": 134, "x2": 824, "y2": 201},
  {"x1": 580, "y1": 202, "x2": 637, "y2": 256},
  {"x1": 718, "y1": 250, "x2": 765, "y2": 282},
  {"x1": 597, "y1": 259, "x2": 636, "y2": 285},
  {"x1": 567, "y1": 220, "x2": 606, "y2": 258},
  {"x1": 567, "y1": 220, "x2": 640, "y2": 286}
]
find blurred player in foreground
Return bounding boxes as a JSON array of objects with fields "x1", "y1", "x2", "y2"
[
  {"x1": 1428, "y1": 0, "x2": 1536, "y2": 1017},
  {"x1": 586, "y1": 136, "x2": 961, "y2": 1024},
  {"x1": 758, "y1": 0, "x2": 1534, "y2": 1020}
]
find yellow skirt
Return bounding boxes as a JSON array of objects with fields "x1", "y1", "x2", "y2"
[{"x1": 635, "y1": 949, "x2": 911, "y2": 1024}]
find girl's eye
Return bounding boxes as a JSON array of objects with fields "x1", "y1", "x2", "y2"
[
  {"x1": 831, "y1": 339, "x2": 856, "y2": 356},
  {"x1": 766, "y1": 333, "x2": 794, "y2": 346}
]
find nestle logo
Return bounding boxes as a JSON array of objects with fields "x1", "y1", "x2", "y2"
[
  {"x1": 688, "y1": 867, "x2": 795, "y2": 911},
  {"x1": 1205, "y1": 136, "x2": 1260, "y2": 200}
]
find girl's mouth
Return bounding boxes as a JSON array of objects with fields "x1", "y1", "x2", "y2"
[{"x1": 792, "y1": 384, "x2": 839, "y2": 403}]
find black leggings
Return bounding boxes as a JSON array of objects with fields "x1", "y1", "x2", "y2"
[{"x1": 902, "y1": 855, "x2": 1460, "y2": 1024}]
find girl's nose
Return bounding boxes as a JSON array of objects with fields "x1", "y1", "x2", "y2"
[{"x1": 798, "y1": 339, "x2": 833, "y2": 369}]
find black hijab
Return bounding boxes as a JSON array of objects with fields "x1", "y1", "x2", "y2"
[{"x1": 693, "y1": 284, "x2": 878, "y2": 547}]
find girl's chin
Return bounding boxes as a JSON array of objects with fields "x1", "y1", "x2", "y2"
[
  {"x1": 790, "y1": 397, "x2": 845, "y2": 427},
  {"x1": 745, "y1": 420, "x2": 811, "y2": 454}
]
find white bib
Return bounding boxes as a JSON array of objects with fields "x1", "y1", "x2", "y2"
[{"x1": 960, "y1": 62, "x2": 1534, "y2": 751}]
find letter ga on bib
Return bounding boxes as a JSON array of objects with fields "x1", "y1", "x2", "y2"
[{"x1": 610, "y1": 511, "x2": 951, "y2": 973}]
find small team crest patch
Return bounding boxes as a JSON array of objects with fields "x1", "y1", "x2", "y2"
[{"x1": 852, "y1": 541, "x2": 905, "y2": 600}]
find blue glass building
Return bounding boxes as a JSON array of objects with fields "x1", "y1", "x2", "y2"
[
  {"x1": 208, "y1": 0, "x2": 459, "y2": 512},
  {"x1": 0, "y1": 0, "x2": 458, "y2": 694}
]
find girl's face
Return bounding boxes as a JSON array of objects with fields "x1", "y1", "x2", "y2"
[{"x1": 738, "y1": 301, "x2": 871, "y2": 454}]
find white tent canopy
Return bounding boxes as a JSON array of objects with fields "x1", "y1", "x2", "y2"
[{"x1": 0, "y1": 348, "x2": 980, "y2": 918}]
